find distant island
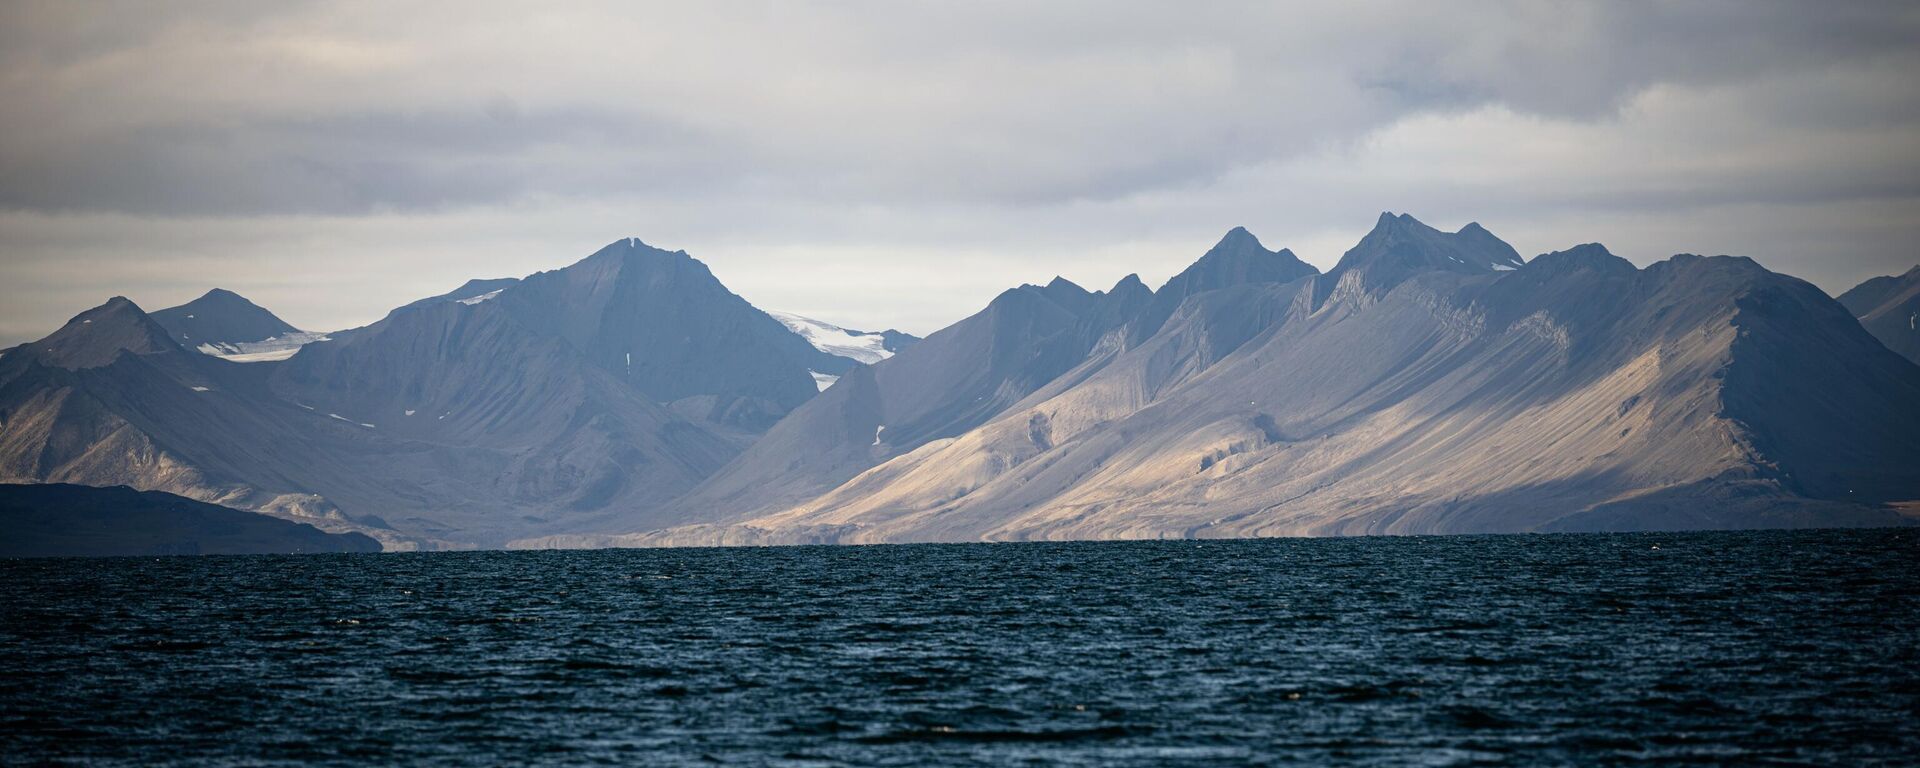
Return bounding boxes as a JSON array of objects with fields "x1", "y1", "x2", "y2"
[{"x1": 0, "y1": 484, "x2": 380, "y2": 557}]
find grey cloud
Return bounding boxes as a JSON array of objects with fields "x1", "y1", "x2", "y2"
[
  {"x1": 1, "y1": 2, "x2": 1918, "y2": 346},
  {"x1": 2, "y1": 106, "x2": 723, "y2": 215},
  {"x1": 4, "y1": 2, "x2": 1915, "y2": 216}
]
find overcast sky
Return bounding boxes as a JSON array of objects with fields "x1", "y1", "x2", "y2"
[{"x1": 2, "y1": 1, "x2": 1918, "y2": 344}]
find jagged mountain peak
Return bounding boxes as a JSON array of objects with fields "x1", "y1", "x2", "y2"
[
  {"x1": 26, "y1": 296, "x2": 181, "y2": 369},
  {"x1": 150, "y1": 288, "x2": 302, "y2": 351},
  {"x1": 575, "y1": 237, "x2": 708, "y2": 274},
  {"x1": 1325, "y1": 212, "x2": 1525, "y2": 296},
  {"x1": 1111, "y1": 273, "x2": 1148, "y2": 293},
  {"x1": 1193, "y1": 226, "x2": 1297, "y2": 266},
  {"x1": 1523, "y1": 243, "x2": 1635, "y2": 278},
  {"x1": 1043, "y1": 276, "x2": 1089, "y2": 295},
  {"x1": 1132, "y1": 227, "x2": 1318, "y2": 340},
  {"x1": 491, "y1": 238, "x2": 828, "y2": 421},
  {"x1": 584, "y1": 236, "x2": 696, "y2": 262},
  {"x1": 1209, "y1": 225, "x2": 1265, "y2": 252}
]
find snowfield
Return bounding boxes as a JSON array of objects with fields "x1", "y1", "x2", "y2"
[
  {"x1": 766, "y1": 311, "x2": 895, "y2": 365},
  {"x1": 195, "y1": 331, "x2": 331, "y2": 363}
]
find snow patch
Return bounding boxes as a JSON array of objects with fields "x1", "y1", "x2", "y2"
[
  {"x1": 190, "y1": 386, "x2": 211, "y2": 392},
  {"x1": 766, "y1": 310, "x2": 896, "y2": 365},
  {"x1": 404, "y1": 409, "x2": 416, "y2": 416},
  {"x1": 873, "y1": 425, "x2": 886, "y2": 446},
  {"x1": 457, "y1": 289, "x2": 504, "y2": 305},
  {"x1": 327, "y1": 413, "x2": 374, "y2": 429},
  {"x1": 196, "y1": 331, "x2": 330, "y2": 363},
  {"x1": 808, "y1": 370, "x2": 839, "y2": 391}
]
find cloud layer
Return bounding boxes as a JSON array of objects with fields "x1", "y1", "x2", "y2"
[{"x1": 3, "y1": 1, "x2": 1918, "y2": 342}]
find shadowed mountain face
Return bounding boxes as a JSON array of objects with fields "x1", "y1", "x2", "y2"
[
  {"x1": 150, "y1": 289, "x2": 329, "y2": 363},
  {"x1": 653, "y1": 270, "x2": 1157, "y2": 528},
  {"x1": 0, "y1": 483, "x2": 380, "y2": 557},
  {"x1": 0, "y1": 238, "x2": 913, "y2": 549},
  {"x1": 1838, "y1": 265, "x2": 1920, "y2": 364},
  {"x1": 389, "y1": 277, "x2": 522, "y2": 314},
  {"x1": 491, "y1": 239, "x2": 845, "y2": 429},
  {"x1": 11, "y1": 297, "x2": 180, "y2": 369},
  {"x1": 1315, "y1": 213, "x2": 1526, "y2": 306},
  {"x1": 151, "y1": 289, "x2": 301, "y2": 348},
  {"x1": 1133, "y1": 227, "x2": 1320, "y2": 342},
  {"x1": 0, "y1": 240, "x2": 864, "y2": 547},
  {"x1": 0, "y1": 295, "x2": 740, "y2": 549},
  {"x1": 562, "y1": 217, "x2": 1919, "y2": 547}
]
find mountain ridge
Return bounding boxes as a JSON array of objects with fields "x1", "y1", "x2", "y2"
[
  {"x1": 1838, "y1": 265, "x2": 1920, "y2": 364},
  {"x1": 4, "y1": 215, "x2": 1914, "y2": 552},
  {"x1": 526, "y1": 218, "x2": 1918, "y2": 548}
]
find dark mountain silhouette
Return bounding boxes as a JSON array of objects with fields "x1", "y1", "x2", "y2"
[
  {"x1": 13, "y1": 297, "x2": 180, "y2": 369},
  {"x1": 489, "y1": 239, "x2": 847, "y2": 429},
  {"x1": 1, "y1": 283, "x2": 743, "y2": 548},
  {"x1": 0, "y1": 483, "x2": 380, "y2": 557},
  {"x1": 151, "y1": 288, "x2": 302, "y2": 348}
]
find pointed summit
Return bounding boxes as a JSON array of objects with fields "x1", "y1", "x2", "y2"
[
  {"x1": 1172, "y1": 227, "x2": 1318, "y2": 289},
  {"x1": 1044, "y1": 276, "x2": 1088, "y2": 294},
  {"x1": 151, "y1": 288, "x2": 302, "y2": 349},
  {"x1": 1133, "y1": 227, "x2": 1319, "y2": 340},
  {"x1": 1327, "y1": 212, "x2": 1525, "y2": 290},
  {"x1": 26, "y1": 296, "x2": 181, "y2": 369},
  {"x1": 1209, "y1": 225, "x2": 1264, "y2": 253},
  {"x1": 1524, "y1": 243, "x2": 1632, "y2": 275},
  {"x1": 492, "y1": 238, "x2": 828, "y2": 424},
  {"x1": 1110, "y1": 273, "x2": 1149, "y2": 297}
]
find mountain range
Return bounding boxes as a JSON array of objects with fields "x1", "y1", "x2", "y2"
[{"x1": 1, "y1": 214, "x2": 1914, "y2": 553}]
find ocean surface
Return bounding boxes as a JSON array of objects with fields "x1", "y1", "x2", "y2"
[{"x1": 3, "y1": 530, "x2": 1918, "y2": 766}]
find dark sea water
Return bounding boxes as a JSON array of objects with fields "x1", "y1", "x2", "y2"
[{"x1": 4, "y1": 530, "x2": 1918, "y2": 766}]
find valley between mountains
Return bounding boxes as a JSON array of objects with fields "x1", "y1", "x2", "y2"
[{"x1": 3, "y1": 214, "x2": 1916, "y2": 551}]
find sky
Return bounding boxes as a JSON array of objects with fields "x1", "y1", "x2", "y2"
[{"x1": 2, "y1": 1, "x2": 1918, "y2": 344}]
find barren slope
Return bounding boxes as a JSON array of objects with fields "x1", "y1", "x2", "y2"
[{"x1": 607, "y1": 220, "x2": 1917, "y2": 546}]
